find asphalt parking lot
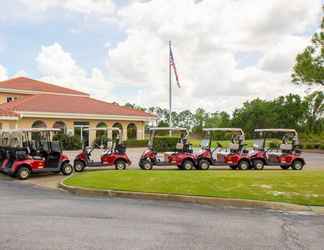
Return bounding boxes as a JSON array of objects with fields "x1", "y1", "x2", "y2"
[
  {"x1": 64, "y1": 148, "x2": 324, "y2": 170},
  {"x1": 0, "y1": 179, "x2": 324, "y2": 250}
]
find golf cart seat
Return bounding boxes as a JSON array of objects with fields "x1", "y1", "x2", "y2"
[
  {"x1": 212, "y1": 147, "x2": 228, "y2": 161},
  {"x1": 280, "y1": 144, "x2": 293, "y2": 151},
  {"x1": 229, "y1": 143, "x2": 239, "y2": 151},
  {"x1": 115, "y1": 144, "x2": 126, "y2": 154}
]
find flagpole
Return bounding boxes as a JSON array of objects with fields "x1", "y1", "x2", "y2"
[{"x1": 169, "y1": 40, "x2": 172, "y2": 135}]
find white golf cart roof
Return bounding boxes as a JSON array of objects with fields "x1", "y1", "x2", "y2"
[
  {"x1": 149, "y1": 127, "x2": 187, "y2": 131},
  {"x1": 254, "y1": 129, "x2": 297, "y2": 134},
  {"x1": 203, "y1": 128, "x2": 244, "y2": 134}
]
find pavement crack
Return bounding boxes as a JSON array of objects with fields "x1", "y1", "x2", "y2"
[{"x1": 280, "y1": 215, "x2": 306, "y2": 250}]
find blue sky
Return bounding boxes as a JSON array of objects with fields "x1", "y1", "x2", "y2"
[
  {"x1": 0, "y1": 7, "x2": 124, "y2": 75},
  {"x1": 0, "y1": 0, "x2": 322, "y2": 112}
]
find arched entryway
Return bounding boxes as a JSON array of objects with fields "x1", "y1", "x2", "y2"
[
  {"x1": 31, "y1": 120, "x2": 47, "y2": 140},
  {"x1": 53, "y1": 121, "x2": 66, "y2": 134},
  {"x1": 127, "y1": 123, "x2": 137, "y2": 140}
]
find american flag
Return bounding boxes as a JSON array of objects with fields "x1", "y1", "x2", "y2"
[{"x1": 169, "y1": 45, "x2": 181, "y2": 88}]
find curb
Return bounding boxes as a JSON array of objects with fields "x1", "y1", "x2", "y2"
[{"x1": 58, "y1": 180, "x2": 321, "y2": 214}]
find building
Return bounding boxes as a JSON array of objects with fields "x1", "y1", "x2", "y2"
[{"x1": 0, "y1": 77, "x2": 155, "y2": 145}]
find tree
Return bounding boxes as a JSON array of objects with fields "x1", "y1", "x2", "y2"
[
  {"x1": 177, "y1": 110, "x2": 195, "y2": 129},
  {"x1": 232, "y1": 99, "x2": 274, "y2": 136},
  {"x1": 193, "y1": 108, "x2": 208, "y2": 134},
  {"x1": 271, "y1": 94, "x2": 308, "y2": 130},
  {"x1": 304, "y1": 91, "x2": 324, "y2": 133},
  {"x1": 124, "y1": 103, "x2": 146, "y2": 111},
  {"x1": 292, "y1": 6, "x2": 324, "y2": 86}
]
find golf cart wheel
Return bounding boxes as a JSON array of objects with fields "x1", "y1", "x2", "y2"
[
  {"x1": 291, "y1": 160, "x2": 304, "y2": 171},
  {"x1": 280, "y1": 165, "x2": 290, "y2": 170},
  {"x1": 141, "y1": 160, "x2": 153, "y2": 170},
  {"x1": 74, "y1": 161, "x2": 85, "y2": 172},
  {"x1": 229, "y1": 165, "x2": 237, "y2": 170},
  {"x1": 253, "y1": 160, "x2": 264, "y2": 170},
  {"x1": 181, "y1": 160, "x2": 194, "y2": 170},
  {"x1": 238, "y1": 160, "x2": 250, "y2": 170},
  {"x1": 115, "y1": 160, "x2": 127, "y2": 170},
  {"x1": 17, "y1": 167, "x2": 31, "y2": 180},
  {"x1": 61, "y1": 163, "x2": 73, "y2": 176},
  {"x1": 198, "y1": 159, "x2": 210, "y2": 170}
]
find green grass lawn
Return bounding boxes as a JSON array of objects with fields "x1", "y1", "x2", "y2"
[{"x1": 64, "y1": 170, "x2": 324, "y2": 206}]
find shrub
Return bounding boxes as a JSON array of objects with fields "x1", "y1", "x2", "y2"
[
  {"x1": 125, "y1": 139, "x2": 148, "y2": 148},
  {"x1": 268, "y1": 142, "x2": 280, "y2": 149},
  {"x1": 53, "y1": 133, "x2": 82, "y2": 150},
  {"x1": 153, "y1": 136, "x2": 179, "y2": 152},
  {"x1": 319, "y1": 144, "x2": 324, "y2": 150},
  {"x1": 94, "y1": 136, "x2": 109, "y2": 147},
  {"x1": 304, "y1": 143, "x2": 315, "y2": 150}
]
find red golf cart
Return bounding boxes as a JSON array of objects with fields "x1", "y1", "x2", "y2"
[
  {"x1": 139, "y1": 127, "x2": 196, "y2": 170},
  {"x1": 249, "y1": 128, "x2": 305, "y2": 170},
  {"x1": 196, "y1": 128, "x2": 249, "y2": 170},
  {"x1": 0, "y1": 129, "x2": 12, "y2": 169},
  {"x1": 74, "y1": 127, "x2": 131, "y2": 171},
  {"x1": 1, "y1": 128, "x2": 73, "y2": 180},
  {"x1": 0, "y1": 129, "x2": 20, "y2": 173}
]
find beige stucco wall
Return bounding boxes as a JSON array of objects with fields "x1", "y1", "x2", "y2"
[{"x1": 1, "y1": 117, "x2": 145, "y2": 144}]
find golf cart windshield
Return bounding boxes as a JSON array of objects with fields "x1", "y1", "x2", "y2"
[
  {"x1": 85, "y1": 128, "x2": 122, "y2": 149},
  {"x1": 253, "y1": 138, "x2": 265, "y2": 150},
  {"x1": 202, "y1": 128, "x2": 245, "y2": 150},
  {"x1": 148, "y1": 127, "x2": 189, "y2": 151}
]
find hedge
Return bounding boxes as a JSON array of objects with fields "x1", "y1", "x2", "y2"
[
  {"x1": 152, "y1": 136, "x2": 180, "y2": 152},
  {"x1": 125, "y1": 139, "x2": 148, "y2": 148},
  {"x1": 303, "y1": 143, "x2": 323, "y2": 150},
  {"x1": 53, "y1": 133, "x2": 82, "y2": 150}
]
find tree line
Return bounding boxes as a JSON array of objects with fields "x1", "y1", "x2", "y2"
[{"x1": 125, "y1": 91, "x2": 324, "y2": 138}]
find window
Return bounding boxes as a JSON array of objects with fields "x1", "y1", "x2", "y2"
[
  {"x1": 74, "y1": 122, "x2": 89, "y2": 146},
  {"x1": 6, "y1": 97, "x2": 13, "y2": 103}
]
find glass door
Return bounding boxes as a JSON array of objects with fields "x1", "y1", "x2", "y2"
[{"x1": 74, "y1": 122, "x2": 90, "y2": 147}]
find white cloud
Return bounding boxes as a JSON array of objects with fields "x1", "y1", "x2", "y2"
[
  {"x1": 103, "y1": 0, "x2": 322, "y2": 112},
  {"x1": 259, "y1": 35, "x2": 310, "y2": 73},
  {"x1": 0, "y1": 65, "x2": 8, "y2": 81},
  {"x1": 2, "y1": 0, "x2": 322, "y2": 113},
  {"x1": 19, "y1": 0, "x2": 116, "y2": 17},
  {"x1": 36, "y1": 43, "x2": 114, "y2": 99}
]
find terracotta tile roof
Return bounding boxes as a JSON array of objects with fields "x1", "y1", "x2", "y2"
[
  {"x1": 0, "y1": 94, "x2": 154, "y2": 118},
  {"x1": 0, "y1": 77, "x2": 89, "y2": 96},
  {"x1": 0, "y1": 109, "x2": 18, "y2": 117}
]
